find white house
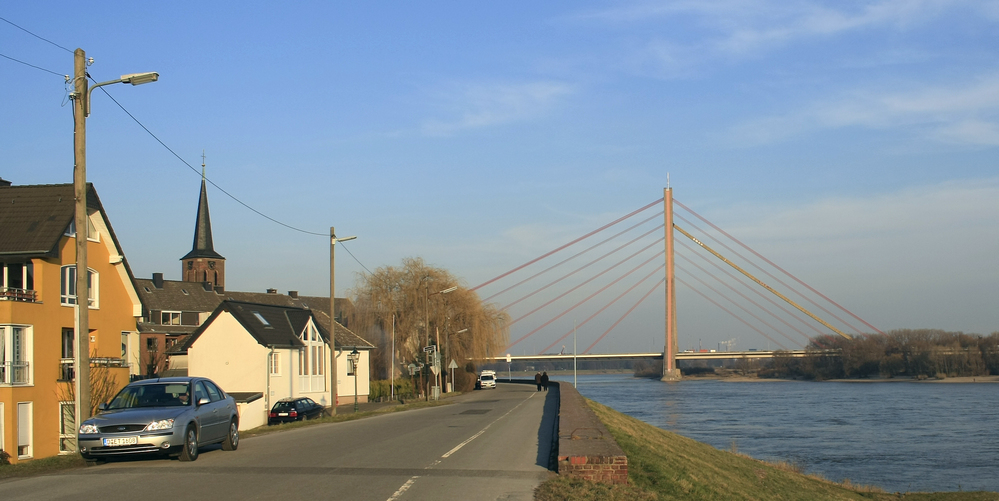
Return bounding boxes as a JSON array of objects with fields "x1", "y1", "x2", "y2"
[{"x1": 181, "y1": 300, "x2": 373, "y2": 430}]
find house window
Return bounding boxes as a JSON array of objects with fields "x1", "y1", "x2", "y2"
[
  {"x1": 269, "y1": 352, "x2": 280, "y2": 375},
  {"x1": 60, "y1": 266, "x2": 98, "y2": 307},
  {"x1": 17, "y1": 401, "x2": 31, "y2": 458},
  {"x1": 0, "y1": 261, "x2": 35, "y2": 302},
  {"x1": 299, "y1": 324, "x2": 325, "y2": 392},
  {"x1": 59, "y1": 401, "x2": 75, "y2": 453},
  {"x1": 60, "y1": 328, "x2": 74, "y2": 381},
  {"x1": 253, "y1": 312, "x2": 271, "y2": 327},
  {"x1": 1, "y1": 325, "x2": 31, "y2": 385},
  {"x1": 160, "y1": 311, "x2": 181, "y2": 325},
  {"x1": 64, "y1": 218, "x2": 98, "y2": 241}
]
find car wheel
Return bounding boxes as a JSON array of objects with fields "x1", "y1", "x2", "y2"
[
  {"x1": 302, "y1": 413, "x2": 309, "y2": 422},
  {"x1": 179, "y1": 424, "x2": 199, "y2": 462},
  {"x1": 222, "y1": 418, "x2": 239, "y2": 451}
]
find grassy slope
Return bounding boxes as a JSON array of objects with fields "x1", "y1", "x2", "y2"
[{"x1": 535, "y1": 398, "x2": 997, "y2": 501}]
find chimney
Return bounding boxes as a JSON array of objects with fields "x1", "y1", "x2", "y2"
[
  {"x1": 214, "y1": 285, "x2": 224, "y2": 294},
  {"x1": 203, "y1": 282, "x2": 213, "y2": 292},
  {"x1": 266, "y1": 288, "x2": 277, "y2": 294},
  {"x1": 288, "y1": 291, "x2": 299, "y2": 298},
  {"x1": 152, "y1": 273, "x2": 164, "y2": 289}
]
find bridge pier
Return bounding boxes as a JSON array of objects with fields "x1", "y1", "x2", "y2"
[
  {"x1": 662, "y1": 186, "x2": 681, "y2": 382},
  {"x1": 661, "y1": 368, "x2": 681, "y2": 382}
]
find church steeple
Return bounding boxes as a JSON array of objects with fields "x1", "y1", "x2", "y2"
[{"x1": 181, "y1": 153, "x2": 225, "y2": 290}]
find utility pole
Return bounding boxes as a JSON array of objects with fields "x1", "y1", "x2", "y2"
[
  {"x1": 73, "y1": 48, "x2": 92, "y2": 425},
  {"x1": 329, "y1": 226, "x2": 338, "y2": 416}
]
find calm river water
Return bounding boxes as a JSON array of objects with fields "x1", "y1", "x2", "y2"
[{"x1": 552, "y1": 374, "x2": 999, "y2": 493}]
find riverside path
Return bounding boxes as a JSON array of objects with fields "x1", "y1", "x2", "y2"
[{"x1": 1, "y1": 384, "x2": 556, "y2": 501}]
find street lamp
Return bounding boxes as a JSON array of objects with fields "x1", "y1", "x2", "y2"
[
  {"x1": 329, "y1": 228, "x2": 356, "y2": 416},
  {"x1": 424, "y1": 285, "x2": 457, "y2": 400},
  {"x1": 449, "y1": 328, "x2": 468, "y2": 392},
  {"x1": 70, "y1": 48, "x2": 157, "y2": 431},
  {"x1": 348, "y1": 348, "x2": 360, "y2": 412}
]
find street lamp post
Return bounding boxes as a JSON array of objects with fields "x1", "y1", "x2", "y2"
[
  {"x1": 329, "y1": 228, "x2": 356, "y2": 416},
  {"x1": 424, "y1": 285, "x2": 457, "y2": 400},
  {"x1": 348, "y1": 348, "x2": 360, "y2": 412},
  {"x1": 71, "y1": 47, "x2": 157, "y2": 431}
]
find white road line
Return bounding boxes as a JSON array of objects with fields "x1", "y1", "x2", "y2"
[
  {"x1": 386, "y1": 476, "x2": 420, "y2": 501},
  {"x1": 441, "y1": 392, "x2": 536, "y2": 459}
]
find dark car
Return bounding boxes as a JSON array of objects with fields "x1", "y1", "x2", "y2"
[
  {"x1": 268, "y1": 397, "x2": 325, "y2": 425},
  {"x1": 77, "y1": 377, "x2": 239, "y2": 463}
]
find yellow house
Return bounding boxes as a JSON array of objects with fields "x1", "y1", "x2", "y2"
[{"x1": 0, "y1": 181, "x2": 141, "y2": 463}]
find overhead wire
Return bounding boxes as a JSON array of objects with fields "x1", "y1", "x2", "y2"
[
  {"x1": 0, "y1": 51, "x2": 65, "y2": 77},
  {"x1": 0, "y1": 15, "x2": 74, "y2": 53},
  {"x1": 91, "y1": 81, "x2": 372, "y2": 274}
]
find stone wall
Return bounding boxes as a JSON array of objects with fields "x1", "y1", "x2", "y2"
[{"x1": 554, "y1": 382, "x2": 628, "y2": 484}]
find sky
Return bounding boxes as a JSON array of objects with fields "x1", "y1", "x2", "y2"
[{"x1": 3, "y1": 1, "x2": 997, "y2": 354}]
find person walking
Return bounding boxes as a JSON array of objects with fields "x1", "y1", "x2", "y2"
[
  {"x1": 541, "y1": 371, "x2": 549, "y2": 392},
  {"x1": 534, "y1": 372, "x2": 542, "y2": 391}
]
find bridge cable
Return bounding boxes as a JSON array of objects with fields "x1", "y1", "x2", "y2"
[
  {"x1": 674, "y1": 224, "x2": 851, "y2": 340},
  {"x1": 482, "y1": 212, "x2": 663, "y2": 303},
  {"x1": 504, "y1": 250, "x2": 665, "y2": 351},
  {"x1": 500, "y1": 224, "x2": 664, "y2": 312},
  {"x1": 674, "y1": 211, "x2": 864, "y2": 337},
  {"x1": 674, "y1": 200, "x2": 882, "y2": 335},
  {"x1": 537, "y1": 264, "x2": 666, "y2": 354},
  {"x1": 675, "y1": 276, "x2": 789, "y2": 350},
  {"x1": 582, "y1": 277, "x2": 666, "y2": 354},
  {"x1": 677, "y1": 240, "x2": 821, "y2": 341},
  {"x1": 506, "y1": 239, "x2": 663, "y2": 326},
  {"x1": 676, "y1": 257, "x2": 803, "y2": 348},
  {"x1": 471, "y1": 198, "x2": 663, "y2": 292}
]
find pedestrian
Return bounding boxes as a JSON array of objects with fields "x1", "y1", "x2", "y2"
[
  {"x1": 535, "y1": 372, "x2": 542, "y2": 391},
  {"x1": 541, "y1": 371, "x2": 549, "y2": 392}
]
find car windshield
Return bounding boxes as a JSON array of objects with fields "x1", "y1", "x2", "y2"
[
  {"x1": 107, "y1": 383, "x2": 191, "y2": 409},
  {"x1": 481, "y1": 375, "x2": 494, "y2": 381}
]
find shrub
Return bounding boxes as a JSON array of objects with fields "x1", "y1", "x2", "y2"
[{"x1": 0, "y1": 449, "x2": 10, "y2": 466}]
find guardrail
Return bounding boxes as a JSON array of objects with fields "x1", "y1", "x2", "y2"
[{"x1": 0, "y1": 287, "x2": 37, "y2": 302}]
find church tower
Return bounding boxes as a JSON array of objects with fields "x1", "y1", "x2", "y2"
[{"x1": 181, "y1": 157, "x2": 225, "y2": 291}]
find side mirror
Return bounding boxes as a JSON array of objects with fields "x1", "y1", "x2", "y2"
[
  {"x1": 197, "y1": 397, "x2": 211, "y2": 406},
  {"x1": 98, "y1": 403, "x2": 108, "y2": 411}
]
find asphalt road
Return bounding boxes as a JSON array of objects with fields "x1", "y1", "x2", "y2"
[{"x1": 2, "y1": 383, "x2": 558, "y2": 501}]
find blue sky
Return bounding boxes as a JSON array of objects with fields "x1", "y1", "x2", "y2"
[{"x1": 3, "y1": 1, "x2": 997, "y2": 353}]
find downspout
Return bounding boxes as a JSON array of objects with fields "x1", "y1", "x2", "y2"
[{"x1": 266, "y1": 347, "x2": 274, "y2": 418}]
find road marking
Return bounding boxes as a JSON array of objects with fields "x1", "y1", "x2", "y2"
[
  {"x1": 386, "y1": 476, "x2": 419, "y2": 501},
  {"x1": 441, "y1": 392, "x2": 535, "y2": 459}
]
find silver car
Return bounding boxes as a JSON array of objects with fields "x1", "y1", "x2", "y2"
[{"x1": 78, "y1": 376, "x2": 239, "y2": 462}]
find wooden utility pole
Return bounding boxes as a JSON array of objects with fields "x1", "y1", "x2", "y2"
[
  {"x1": 329, "y1": 226, "x2": 338, "y2": 416},
  {"x1": 662, "y1": 187, "x2": 681, "y2": 381},
  {"x1": 73, "y1": 48, "x2": 92, "y2": 422}
]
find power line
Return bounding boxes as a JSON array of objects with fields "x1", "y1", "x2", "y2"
[
  {"x1": 89, "y1": 78, "x2": 373, "y2": 273},
  {"x1": 0, "y1": 51, "x2": 66, "y2": 77},
  {"x1": 0, "y1": 15, "x2": 74, "y2": 53}
]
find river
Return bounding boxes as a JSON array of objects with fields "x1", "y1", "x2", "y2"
[{"x1": 551, "y1": 374, "x2": 999, "y2": 493}]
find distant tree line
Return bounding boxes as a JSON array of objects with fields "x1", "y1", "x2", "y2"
[{"x1": 760, "y1": 329, "x2": 999, "y2": 380}]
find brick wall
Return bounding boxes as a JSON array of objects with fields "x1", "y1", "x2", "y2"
[{"x1": 555, "y1": 382, "x2": 629, "y2": 484}]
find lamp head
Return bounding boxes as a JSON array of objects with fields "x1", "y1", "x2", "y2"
[{"x1": 120, "y1": 72, "x2": 159, "y2": 85}]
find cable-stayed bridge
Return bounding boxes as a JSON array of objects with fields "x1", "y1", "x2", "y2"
[{"x1": 471, "y1": 188, "x2": 879, "y2": 381}]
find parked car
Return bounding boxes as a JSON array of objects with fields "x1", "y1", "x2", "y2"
[
  {"x1": 268, "y1": 397, "x2": 325, "y2": 425},
  {"x1": 478, "y1": 370, "x2": 497, "y2": 389},
  {"x1": 77, "y1": 377, "x2": 240, "y2": 463}
]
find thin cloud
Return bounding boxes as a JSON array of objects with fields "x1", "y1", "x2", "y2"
[
  {"x1": 420, "y1": 81, "x2": 574, "y2": 136},
  {"x1": 731, "y1": 72, "x2": 999, "y2": 145}
]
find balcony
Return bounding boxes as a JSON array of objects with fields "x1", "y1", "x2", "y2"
[
  {"x1": 0, "y1": 361, "x2": 30, "y2": 385},
  {"x1": 0, "y1": 287, "x2": 37, "y2": 302},
  {"x1": 59, "y1": 358, "x2": 129, "y2": 381}
]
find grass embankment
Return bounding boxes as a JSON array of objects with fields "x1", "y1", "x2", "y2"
[
  {"x1": 535, "y1": 399, "x2": 997, "y2": 501},
  {"x1": 0, "y1": 399, "x2": 453, "y2": 481}
]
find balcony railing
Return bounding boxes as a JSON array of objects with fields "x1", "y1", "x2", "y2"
[
  {"x1": 0, "y1": 287, "x2": 37, "y2": 302},
  {"x1": 59, "y1": 358, "x2": 129, "y2": 381},
  {"x1": 0, "y1": 361, "x2": 30, "y2": 384}
]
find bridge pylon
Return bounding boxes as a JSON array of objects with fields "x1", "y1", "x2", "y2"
[{"x1": 662, "y1": 186, "x2": 681, "y2": 382}]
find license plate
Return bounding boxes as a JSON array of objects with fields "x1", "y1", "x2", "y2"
[
  {"x1": 103, "y1": 437, "x2": 138, "y2": 447},
  {"x1": 278, "y1": 412, "x2": 289, "y2": 416}
]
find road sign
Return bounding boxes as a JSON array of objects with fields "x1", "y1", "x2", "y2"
[
  {"x1": 430, "y1": 365, "x2": 440, "y2": 376},
  {"x1": 448, "y1": 359, "x2": 458, "y2": 370},
  {"x1": 424, "y1": 345, "x2": 436, "y2": 353}
]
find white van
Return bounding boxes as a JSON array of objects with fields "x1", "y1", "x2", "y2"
[{"x1": 478, "y1": 370, "x2": 496, "y2": 389}]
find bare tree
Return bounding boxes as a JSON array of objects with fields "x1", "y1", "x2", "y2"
[{"x1": 348, "y1": 257, "x2": 508, "y2": 391}]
